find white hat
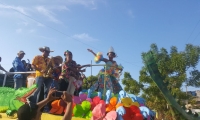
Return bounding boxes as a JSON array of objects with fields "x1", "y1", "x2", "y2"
[{"x1": 108, "y1": 46, "x2": 115, "y2": 54}]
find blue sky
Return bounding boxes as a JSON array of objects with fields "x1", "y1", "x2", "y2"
[{"x1": 0, "y1": 0, "x2": 200, "y2": 91}]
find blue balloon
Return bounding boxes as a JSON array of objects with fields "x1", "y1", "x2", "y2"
[
  {"x1": 118, "y1": 90, "x2": 127, "y2": 102},
  {"x1": 140, "y1": 106, "x2": 150, "y2": 117},
  {"x1": 116, "y1": 106, "x2": 126, "y2": 120},
  {"x1": 105, "y1": 90, "x2": 112, "y2": 104}
]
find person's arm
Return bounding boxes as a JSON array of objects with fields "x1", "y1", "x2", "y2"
[
  {"x1": 62, "y1": 102, "x2": 72, "y2": 120},
  {"x1": 36, "y1": 88, "x2": 58, "y2": 110},
  {"x1": 34, "y1": 88, "x2": 58, "y2": 120},
  {"x1": 0, "y1": 65, "x2": 7, "y2": 72},
  {"x1": 61, "y1": 91, "x2": 73, "y2": 120},
  {"x1": 31, "y1": 56, "x2": 42, "y2": 72},
  {"x1": 32, "y1": 64, "x2": 41, "y2": 71},
  {"x1": 87, "y1": 49, "x2": 96, "y2": 56},
  {"x1": 68, "y1": 61, "x2": 79, "y2": 73},
  {"x1": 87, "y1": 49, "x2": 109, "y2": 63}
]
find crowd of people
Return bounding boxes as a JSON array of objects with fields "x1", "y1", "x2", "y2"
[{"x1": 0, "y1": 46, "x2": 123, "y2": 120}]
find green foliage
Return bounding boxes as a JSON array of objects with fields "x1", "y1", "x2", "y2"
[
  {"x1": 122, "y1": 72, "x2": 143, "y2": 95},
  {"x1": 82, "y1": 75, "x2": 98, "y2": 90},
  {"x1": 139, "y1": 43, "x2": 200, "y2": 119}
]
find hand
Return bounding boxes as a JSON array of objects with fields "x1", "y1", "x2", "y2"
[
  {"x1": 87, "y1": 49, "x2": 93, "y2": 52},
  {"x1": 81, "y1": 69, "x2": 86, "y2": 72},
  {"x1": 59, "y1": 76, "x2": 64, "y2": 80},
  {"x1": 61, "y1": 91, "x2": 72, "y2": 103},
  {"x1": 40, "y1": 69, "x2": 45, "y2": 73},
  {"x1": 85, "y1": 64, "x2": 91, "y2": 67},
  {"x1": 47, "y1": 87, "x2": 59, "y2": 101}
]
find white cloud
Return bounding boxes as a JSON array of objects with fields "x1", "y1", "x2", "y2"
[
  {"x1": 16, "y1": 28, "x2": 22, "y2": 33},
  {"x1": 29, "y1": 29, "x2": 35, "y2": 33},
  {"x1": 64, "y1": 0, "x2": 100, "y2": 10},
  {"x1": 128, "y1": 10, "x2": 134, "y2": 18},
  {"x1": 72, "y1": 33, "x2": 98, "y2": 42},
  {"x1": 49, "y1": 5, "x2": 70, "y2": 11},
  {"x1": 36, "y1": 6, "x2": 61, "y2": 24},
  {"x1": 37, "y1": 22, "x2": 45, "y2": 27},
  {"x1": 0, "y1": 4, "x2": 28, "y2": 15}
]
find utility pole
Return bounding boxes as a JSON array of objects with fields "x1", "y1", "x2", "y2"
[
  {"x1": 186, "y1": 84, "x2": 188, "y2": 108},
  {"x1": 91, "y1": 60, "x2": 92, "y2": 76}
]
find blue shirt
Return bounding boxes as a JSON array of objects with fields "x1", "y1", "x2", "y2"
[{"x1": 12, "y1": 57, "x2": 26, "y2": 79}]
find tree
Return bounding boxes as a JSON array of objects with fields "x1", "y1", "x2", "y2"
[
  {"x1": 82, "y1": 75, "x2": 98, "y2": 90},
  {"x1": 122, "y1": 72, "x2": 143, "y2": 95},
  {"x1": 139, "y1": 44, "x2": 200, "y2": 120}
]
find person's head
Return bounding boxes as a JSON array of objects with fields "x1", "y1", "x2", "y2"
[
  {"x1": 17, "y1": 103, "x2": 38, "y2": 120},
  {"x1": 53, "y1": 56, "x2": 63, "y2": 66},
  {"x1": 64, "y1": 50, "x2": 72, "y2": 62},
  {"x1": 107, "y1": 47, "x2": 116, "y2": 60},
  {"x1": 17, "y1": 51, "x2": 25, "y2": 59},
  {"x1": 39, "y1": 46, "x2": 54, "y2": 58}
]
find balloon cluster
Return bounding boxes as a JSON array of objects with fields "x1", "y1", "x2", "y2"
[
  {"x1": 94, "y1": 52, "x2": 103, "y2": 64},
  {"x1": 50, "y1": 90, "x2": 155, "y2": 120}
]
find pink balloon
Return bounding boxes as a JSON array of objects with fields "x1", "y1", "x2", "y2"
[
  {"x1": 86, "y1": 98, "x2": 92, "y2": 103},
  {"x1": 73, "y1": 96, "x2": 81, "y2": 104},
  {"x1": 79, "y1": 93, "x2": 87, "y2": 102}
]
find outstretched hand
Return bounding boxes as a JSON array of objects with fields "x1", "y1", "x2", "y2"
[
  {"x1": 87, "y1": 49, "x2": 93, "y2": 52},
  {"x1": 47, "y1": 87, "x2": 59, "y2": 100},
  {"x1": 61, "y1": 91, "x2": 72, "y2": 103}
]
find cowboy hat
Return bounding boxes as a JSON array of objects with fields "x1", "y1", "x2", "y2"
[
  {"x1": 53, "y1": 56, "x2": 63, "y2": 64},
  {"x1": 39, "y1": 46, "x2": 54, "y2": 52}
]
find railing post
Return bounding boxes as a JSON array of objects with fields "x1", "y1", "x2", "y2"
[{"x1": 3, "y1": 73, "x2": 7, "y2": 87}]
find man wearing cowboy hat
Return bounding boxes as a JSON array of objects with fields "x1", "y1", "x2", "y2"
[
  {"x1": 12, "y1": 50, "x2": 26, "y2": 89},
  {"x1": 31, "y1": 46, "x2": 54, "y2": 109}
]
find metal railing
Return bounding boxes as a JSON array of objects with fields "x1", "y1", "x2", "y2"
[
  {"x1": 1, "y1": 71, "x2": 35, "y2": 87},
  {"x1": 0, "y1": 64, "x2": 122, "y2": 100}
]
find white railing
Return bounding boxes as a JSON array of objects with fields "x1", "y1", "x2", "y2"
[
  {"x1": 0, "y1": 64, "x2": 107, "y2": 87},
  {"x1": 0, "y1": 64, "x2": 122, "y2": 100},
  {"x1": 1, "y1": 71, "x2": 35, "y2": 87}
]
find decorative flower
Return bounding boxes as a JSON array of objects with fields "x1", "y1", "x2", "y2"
[
  {"x1": 73, "y1": 93, "x2": 87, "y2": 104},
  {"x1": 122, "y1": 105, "x2": 143, "y2": 120},
  {"x1": 73, "y1": 101, "x2": 92, "y2": 119},
  {"x1": 121, "y1": 97, "x2": 139, "y2": 107},
  {"x1": 106, "y1": 97, "x2": 123, "y2": 112},
  {"x1": 90, "y1": 96, "x2": 105, "y2": 110},
  {"x1": 91, "y1": 103, "x2": 117, "y2": 120}
]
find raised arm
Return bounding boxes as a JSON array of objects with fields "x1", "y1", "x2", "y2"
[
  {"x1": 87, "y1": 49, "x2": 96, "y2": 56},
  {"x1": 88, "y1": 49, "x2": 109, "y2": 63},
  {"x1": 0, "y1": 65, "x2": 7, "y2": 72},
  {"x1": 62, "y1": 91, "x2": 73, "y2": 120}
]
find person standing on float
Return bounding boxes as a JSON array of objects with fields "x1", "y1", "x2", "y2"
[{"x1": 87, "y1": 47, "x2": 123, "y2": 98}]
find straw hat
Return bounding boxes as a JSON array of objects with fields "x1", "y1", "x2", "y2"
[{"x1": 53, "y1": 56, "x2": 63, "y2": 64}]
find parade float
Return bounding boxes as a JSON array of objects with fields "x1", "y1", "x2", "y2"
[{"x1": 0, "y1": 50, "x2": 199, "y2": 120}]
